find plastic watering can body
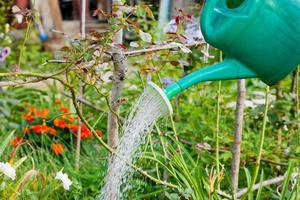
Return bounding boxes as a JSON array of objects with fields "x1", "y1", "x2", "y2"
[{"x1": 164, "y1": 0, "x2": 300, "y2": 99}]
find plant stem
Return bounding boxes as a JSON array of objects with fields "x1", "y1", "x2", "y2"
[
  {"x1": 215, "y1": 52, "x2": 222, "y2": 189},
  {"x1": 75, "y1": 0, "x2": 87, "y2": 171},
  {"x1": 242, "y1": 86, "x2": 269, "y2": 200},
  {"x1": 231, "y1": 79, "x2": 246, "y2": 196},
  {"x1": 18, "y1": 20, "x2": 31, "y2": 68},
  {"x1": 107, "y1": 0, "x2": 125, "y2": 157}
]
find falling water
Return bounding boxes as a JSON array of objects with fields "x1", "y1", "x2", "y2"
[{"x1": 99, "y1": 83, "x2": 171, "y2": 200}]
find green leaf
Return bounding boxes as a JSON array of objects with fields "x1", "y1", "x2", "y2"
[{"x1": 0, "y1": 129, "x2": 15, "y2": 157}]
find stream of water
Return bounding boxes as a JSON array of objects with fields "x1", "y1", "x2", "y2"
[{"x1": 99, "y1": 83, "x2": 171, "y2": 200}]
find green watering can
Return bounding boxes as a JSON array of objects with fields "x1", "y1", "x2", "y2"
[{"x1": 150, "y1": 0, "x2": 300, "y2": 106}]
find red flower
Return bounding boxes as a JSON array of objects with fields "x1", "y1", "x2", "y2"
[
  {"x1": 23, "y1": 113, "x2": 34, "y2": 122},
  {"x1": 54, "y1": 99, "x2": 61, "y2": 105},
  {"x1": 29, "y1": 106, "x2": 36, "y2": 113},
  {"x1": 30, "y1": 125, "x2": 57, "y2": 135},
  {"x1": 10, "y1": 136, "x2": 23, "y2": 147},
  {"x1": 52, "y1": 144, "x2": 64, "y2": 155},
  {"x1": 30, "y1": 125, "x2": 48, "y2": 134},
  {"x1": 47, "y1": 127, "x2": 58, "y2": 136},
  {"x1": 59, "y1": 107, "x2": 69, "y2": 113},
  {"x1": 81, "y1": 125, "x2": 93, "y2": 139},
  {"x1": 35, "y1": 109, "x2": 50, "y2": 119},
  {"x1": 67, "y1": 124, "x2": 93, "y2": 139},
  {"x1": 66, "y1": 124, "x2": 77, "y2": 133},
  {"x1": 53, "y1": 118, "x2": 67, "y2": 129},
  {"x1": 63, "y1": 115, "x2": 73, "y2": 122}
]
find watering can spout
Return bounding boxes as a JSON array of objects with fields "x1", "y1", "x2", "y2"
[{"x1": 164, "y1": 58, "x2": 257, "y2": 99}]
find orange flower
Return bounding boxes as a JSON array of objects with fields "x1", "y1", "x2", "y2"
[
  {"x1": 54, "y1": 99, "x2": 61, "y2": 105},
  {"x1": 23, "y1": 127, "x2": 30, "y2": 135},
  {"x1": 10, "y1": 136, "x2": 23, "y2": 147},
  {"x1": 81, "y1": 125, "x2": 93, "y2": 139},
  {"x1": 68, "y1": 124, "x2": 93, "y2": 139},
  {"x1": 47, "y1": 127, "x2": 58, "y2": 136},
  {"x1": 52, "y1": 144, "x2": 64, "y2": 155},
  {"x1": 54, "y1": 118, "x2": 67, "y2": 129},
  {"x1": 23, "y1": 113, "x2": 34, "y2": 122},
  {"x1": 59, "y1": 107, "x2": 69, "y2": 113},
  {"x1": 66, "y1": 124, "x2": 77, "y2": 133},
  {"x1": 29, "y1": 106, "x2": 36, "y2": 113},
  {"x1": 35, "y1": 109, "x2": 50, "y2": 119},
  {"x1": 30, "y1": 125, "x2": 48, "y2": 134},
  {"x1": 30, "y1": 125, "x2": 57, "y2": 135},
  {"x1": 63, "y1": 115, "x2": 73, "y2": 122},
  {"x1": 96, "y1": 130, "x2": 103, "y2": 137}
]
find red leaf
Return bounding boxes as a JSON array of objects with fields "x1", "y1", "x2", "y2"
[{"x1": 117, "y1": 44, "x2": 126, "y2": 49}]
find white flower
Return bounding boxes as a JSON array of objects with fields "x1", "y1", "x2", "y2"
[
  {"x1": 284, "y1": 147, "x2": 290, "y2": 155},
  {"x1": 55, "y1": 170, "x2": 72, "y2": 190},
  {"x1": 14, "y1": 14, "x2": 23, "y2": 24},
  {"x1": 0, "y1": 162, "x2": 16, "y2": 180}
]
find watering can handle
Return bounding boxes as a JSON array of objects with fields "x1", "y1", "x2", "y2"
[
  {"x1": 164, "y1": 58, "x2": 258, "y2": 99},
  {"x1": 201, "y1": 0, "x2": 261, "y2": 43}
]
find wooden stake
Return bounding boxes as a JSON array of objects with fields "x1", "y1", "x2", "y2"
[{"x1": 231, "y1": 79, "x2": 246, "y2": 196}]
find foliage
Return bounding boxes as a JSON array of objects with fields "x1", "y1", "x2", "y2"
[{"x1": 0, "y1": 1, "x2": 299, "y2": 199}]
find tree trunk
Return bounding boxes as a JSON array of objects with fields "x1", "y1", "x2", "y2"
[
  {"x1": 231, "y1": 79, "x2": 246, "y2": 196},
  {"x1": 107, "y1": 0, "x2": 125, "y2": 156}
]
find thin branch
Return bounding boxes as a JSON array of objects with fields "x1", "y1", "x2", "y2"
[
  {"x1": 62, "y1": 92, "x2": 108, "y2": 113},
  {"x1": 237, "y1": 175, "x2": 290, "y2": 198},
  {"x1": 193, "y1": 142, "x2": 287, "y2": 167},
  {"x1": 231, "y1": 79, "x2": 246, "y2": 195},
  {"x1": 123, "y1": 41, "x2": 205, "y2": 56},
  {"x1": 46, "y1": 59, "x2": 69, "y2": 63},
  {"x1": 107, "y1": 0, "x2": 125, "y2": 156}
]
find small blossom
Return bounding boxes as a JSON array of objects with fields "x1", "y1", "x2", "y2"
[
  {"x1": 35, "y1": 109, "x2": 50, "y2": 118},
  {"x1": 30, "y1": 125, "x2": 57, "y2": 135},
  {"x1": 30, "y1": 125, "x2": 48, "y2": 134},
  {"x1": 52, "y1": 144, "x2": 64, "y2": 155},
  {"x1": 10, "y1": 136, "x2": 23, "y2": 147},
  {"x1": 29, "y1": 106, "x2": 36, "y2": 113},
  {"x1": 0, "y1": 162, "x2": 16, "y2": 180},
  {"x1": 54, "y1": 118, "x2": 67, "y2": 129},
  {"x1": 68, "y1": 124, "x2": 93, "y2": 140},
  {"x1": 163, "y1": 77, "x2": 174, "y2": 87},
  {"x1": 14, "y1": 13, "x2": 23, "y2": 24},
  {"x1": 47, "y1": 127, "x2": 58, "y2": 136},
  {"x1": 23, "y1": 113, "x2": 34, "y2": 122},
  {"x1": 59, "y1": 107, "x2": 69, "y2": 113},
  {"x1": 54, "y1": 99, "x2": 62, "y2": 105},
  {"x1": 63, "y1": 115, "x2": 73, "y2": 122},
  {"x1": 55, "y1": 170, "x2": 72, "y2": 190},
  {"x1": 283, "y1": 125, "x2": 288, "y2": 131},
  {"x1": 284, "y1": 147, "x2": 290, "y2": 155},
  {"x1": 1, "y1": 47, "x2": 11, "y2": 58}
]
